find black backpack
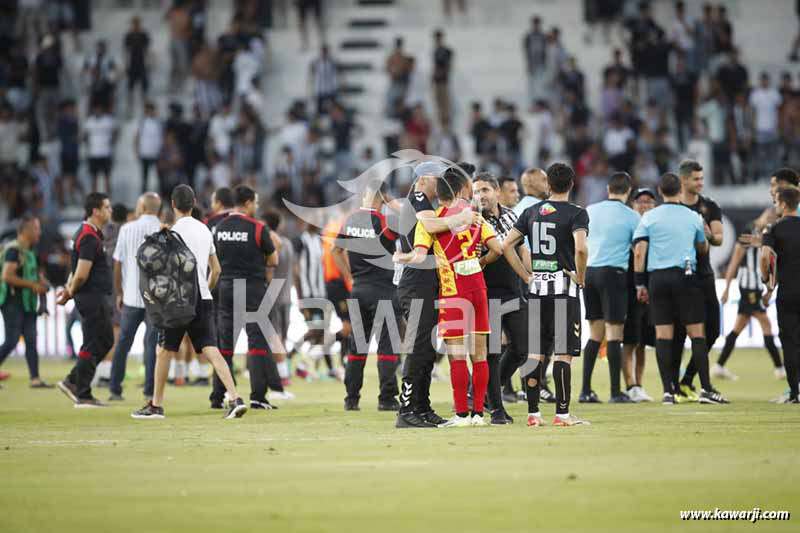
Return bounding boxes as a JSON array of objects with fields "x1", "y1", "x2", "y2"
[{"x1": 137, "y1": 228, "x2": 198, "y2": 329}]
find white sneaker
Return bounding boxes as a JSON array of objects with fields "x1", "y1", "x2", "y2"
[
  {"x1": 470, "y1": 414, "x2": 486, "y2": 426},
  {"x1": 635, "y1": 387, "x2": 653, "y2": 402},
  {"x1": 627, "y1": 386, "x2": 642, "y2": 403},
  {"x1": 711, "y1": 364, "x2": 739, "y2": 381},
  {"x1": 438, "y1": 415, "x2": 472, "y2": 428},
  {"x1": 267, "y1": 390, "x2": 295, "y2": 401},
  {"x1": 774, "y1": 367, "x2": 787, "y2": 380}
]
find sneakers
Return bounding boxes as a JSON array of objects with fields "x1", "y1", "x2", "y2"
[
  {"x1": 662, "y1": 393, "x2": 677, "y2": 405},
  {"x1": 774, "y1": 367, "x2": 787, "y2": 380},
  {"x1": 526, "y1": 413, "x2": 545, "y2": 427},
  {"x1": 131, "y1": 402, "x2": 165, "y2": 419},
  {"x1": 378, "y1": 399, "x2": 400, "y2": 411},
  {"x1": 470, "y1": 414, "x2": 486, "y2": 426},
  {"x1": 608, "y1": 393, "x2": 634, "y2": 404},
  {"x1": 552, "y1": 414, "x2": 590, "y2": 426},
  {"x1": 250, "y1": 399, "x2": 277, "y2": 410},
  {"x1": 699, "y1": 388, "x2": 730, "y2": 404},
  {"x1": 75, "y1": 397, "x2": 108, "y2": 408},
  {"x1": 395, "y1": 411, "x2": 437, "y2": 428},
  {"x1": 108, "y1": 393, "x2": 124, "y2": 401},
  {"x1": 30, "y1": 381, "x2": 54, "y2": 389},
  {"x1": 781, "y1": 394, "x2": 799, "y2": 404},
  {"x1": 628, "y1": 386, "x2": 653, "y2": 403},
  {"x1": 578, "y1": 390, "x2": 601, "y2": 403},
  {"x1": 502, "y1": 390, "x2": 518, "y2": 404},
  {"x1": 438, "y1": 414, "x2": 472, "y2": 428},
  {"x1": 418, "y1": 410, "x2": 447, "y2": 426},
  {"x1": 267, "y1": 390, "x2": 295, "y2": 401},
  {"x1": 540, "y1": 384, "x2": 556, "y2": 403},
  {"x1": 224, "y1": 398, "x2": 248, "y2": 419},
  {"x1": 679, "y1": 384, "x2": 700, "y2": 402},
  {"x1": 344, "y1": 399, "x2": 360, "y2": 411},
  {"x1": 711, "y1": 364, "x2": 739, "y2": 381},
  {"x1": 57, "y1": 380, "x2": 78, "y2": 403},
  {"x1": 490, "y1": 409, "x2": 514, "y2": 425}
]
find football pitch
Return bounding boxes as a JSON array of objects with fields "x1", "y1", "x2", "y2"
[{"x1": 1, "y1": 349, "x2": 798, "y2": 533}]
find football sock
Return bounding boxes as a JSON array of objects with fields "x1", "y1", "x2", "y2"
[
  {"x1": 681, "y1": 356, "x2": 697, "y2": 387},
  {"x1": 691, "y1": 337, "x2": 712, "y2": 391},
  {"x1": 450, "y1": 359, "x2": 470, "y2": 416},
  {"x1": 525, "y1": 359, "x2": 542, "y2": 414},
  {"x1": 655, "y1": 339, "x2": 674, "y2": 395},
  {"x1": 581, "y1": 339, "x2": 600, "y2": 395},
  {"x1": 471, "y1": 360, "x2": 489, "y2": 415},
  {"x1": 485, "y1": 354, "x2": 501, "y2": 411},
  {"x1": 717, "y1": 332, "x2": 738, "y2": 366},
  {"x1": 553, "y1": 360, "x2": 571, "y2": 415},
  {"x1": 764, "y1": 335, "x2": 783, "y2": 368},
  {"x1": 607, "y1": 340, "x2": 623, "y2": 396}
]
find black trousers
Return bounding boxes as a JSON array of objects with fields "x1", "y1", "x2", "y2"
[
  {"x1": 215, "y1": 279, "x2": 282, "y2": 403},
  {"x1": 65, "y1": 293, "x2": 114, "y2": 399},
  {"x1": 344, "y1": 283, "x2": 400, "y2": 404},
  {"x1": 397, "y1": 278, "x2": 439, "y2": 413},
  {"x1": 497, "y1": 296, "x2": 531, "y2": 393},
  {"x1": 677, "y1": 275, "x2": 720, "y2": 386},
  {"x1": 777, "y1": 296, "x2": 800, "y2": 395}
]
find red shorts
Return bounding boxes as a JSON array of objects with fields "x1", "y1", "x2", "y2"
[{"x1": 438, "y1": 288, "x2": 490, "y2": 339}]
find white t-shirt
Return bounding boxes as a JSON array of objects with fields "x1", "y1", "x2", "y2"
[
  {"x1": 85, "y1": 115, "x2": 115, "y2": 158},
  {"x1": 208, "y1": 112, "x2": 237, "y2": 157},
  {"x1": 137, "y1": 117, "x2": 163, "y2": 159},
  {"x1": 603, "y1": 127, "x2": 634, "y2": 156},
  {"x1": 172, "y1": 216, "x2": 215, "y2": 301},
  {"x1": 749, "y1": 88, "x2": 782, "y2": 133}
]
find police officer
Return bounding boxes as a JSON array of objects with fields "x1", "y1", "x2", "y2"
[
  {"x1": 633, "y1": 173, "x2": 728, "y2": 405},
  {"x1": 56, "y1": 193, "x2": 115, "y2": 407},
  {"x1": 334, "y1": 181, "x2": 401, "y2": 412},
  {"x1": 581, "y1": 172, "x2": 640, "y2": 404},
  {"x1": 761, "y1": 187, "x2": 800, "y2": 403},
  {"x1": 215, "y1": 185, "x2": 279, "y2": 410}
]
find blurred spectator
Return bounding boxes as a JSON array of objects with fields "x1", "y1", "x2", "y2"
[
  {"x1": 385, "y1": 37, "x2": 413, "y2": 116},
  {"x1": 711, "y1": 5, "x2": 734, "y2": 71},
  {"x1": 624, "y1": 1, "x2": 663, "y2": 99},
  {"x1": 523, "y1": 16, "x2": 548, "y2": 106},
  {"x1": 135, "y1": 102, "x2": 163, "y2": 193},
  {"x1": 749, "y1": 72, "x2": 782, "y2": 179},
  {"x1": 603, "y1": 48, "x2": 631, "y2": 96},
  {"x1": 330, "y1": 102, "x2": 361, "y2": 179},
  {"x1": 33, "y1": 35, "x2": 62, "y2": 141},
  {"x1": 208, "y1": 101, "x2": 237, "y2": 160},
  {"x1": 309, "y1": 45, "x2": 338, "y2": 115},
  {"x1": 233, "y1": 34, "x2": 264, "y2": 101},
  {"x1": 697, "y1": 88, "x2": 731, "y2": 184},
  {"x1": 56, "y1": 99, "x2": 82, "y2": 206},
  {"x1": 404, "y1": 103, "x2": 431, "y2": 153},
  {"x1": 558, "y1": 56, "x2": 585, "y2": 104},
  {"x1": 273, "y1": 145, "x2": 300, "y2": 203},
  {"x1": 669, "y1": 1, "x2": 694, "y2": 62},
  {"x1": 603, "y1": 112, "x2": 634, "y2": 162},
  {"x1": 545, "y1": 27, "x2": 568, "y2": 103},
  {"x1": 185, "y1": 103, "x2": 209, "y2": 189},
  {"x1": 601, "y1": 70, "x2": 624, "y2": 122},
  {"x1": 431, "y1": 121, "x2": 462, "y2": 163},
  {"x1": 632, "y1": 152, "x2": 659, "y2": 189},
  {"x1": 84, "y1": 103, "x2": 117, "y2": 193},
  {"x1": 157, "y1": 130, "x2": 186, "y2": 199},
  {"x1": 442, "y1": 0, "x2": 467, "y2": 20},
  {"x1": 29, "y1": 154, "x2": 54, "y2": 216},
  {"x1": 693, "y1": 3, "x2": 715, "y2": 73},
  {"x1": 0, "y1": 105, "x2": 22, "y2": 172},
  {"x1": 123, "y1": 16, "x2": 151, "y2": 117},
  {"x1": 16, "y1": 0, "x2": 47, "y2": 53},
  {"x1": 641, "y1": 27, "x2": 671, "y2": 108},
  {"x1": 233, "y1": 103, "x2": 265, "y2": 185},
  {"x1": 167, "y1": 1, "x2": 192, "y2": 92},
  {"x1": 216, "y1": 17, "x2": 242, "y2": 100},
  {"x1": 296, "y1": 0, "x2": 324, "y2": 51},
  {"x1": 5, "y1": 43, "x2": 31, "y2": 114},
  {"x1": 470, "y1": 101, "x2": 491, "y2": 159},
  {"x1": 83, "y1": 39, "x2": 119, "y2": 91},
  {"x1": 277, "y1": 108, "x2": 309, "y2": 165},
  {"x1": 191, "y1": 40, "x2": 222, "y2": 118},
  {"x1": 670, "y1": 52, "x2": 698, "y2": 151},
  {"x1": 431, "y1": 29, "x2": 453, "y2": 126},
  {"x1": 497, "y1": 176, "x2": 520, "y2": 208},
  {"x1": 500, "y1": 103, "x2": 524, "y2": 176},
  {"x1": 790, "y1": 0, "x2": 800, "y2": 62},
  {"x1": 583, "y1": 0, "x2": 623, "y2": 45},
  {"x1": 715, "y1": 48, "x2": 749, "y2": 104},
  {"x1": 730, "y1": 91, "x2": 754, "y2": 182}
]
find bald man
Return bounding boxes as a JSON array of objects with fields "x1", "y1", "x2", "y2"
[
  {"x1": 109, "y1": 192, "x2": 163, "y2": 401},
  {"x1": 512, "y1": 168, "x2": 549, "y2": 217}
]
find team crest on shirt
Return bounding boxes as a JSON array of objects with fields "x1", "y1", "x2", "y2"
[{"x1": 538, "y1": 203, "x2": 556, "y2": 216}]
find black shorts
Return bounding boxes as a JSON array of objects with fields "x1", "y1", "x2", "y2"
[
  {"x1": 216, "y1": 279, "x2": 269, "y2": 355},
  {"x1": 529, "y1": 295, "x2": 582, "y2": 357},
  {"x1": 738, "y1": 288, "x2": 766, "y2": 316},
  {"x1": 127, "y1": 70, "x2": 149, "y2": 92},
  {"x1": 584, "y1": 266, "x2": 628, "y2": 323},
  {"x1": 88, "y1": 156, "x2": 112, "y2": 175},
  {"x1": 325, "y1": 279, "x2": 350, "y2": 320},
  {"x1": 648, "y1": 268, "x2": 705, "y2": 326},
  {"x1": 623, "y1": 290, "x2": 655, "y2": 346},
  {"x1": 60, "y1": 153, "x2": 79, "y2": 174},
  {"x1": 159, "y1": 299, "x2": 217, "y2": 353}
]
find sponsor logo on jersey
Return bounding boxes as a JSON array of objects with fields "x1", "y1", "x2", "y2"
[
  {"x1": 539, "y1": 203, "x2": 556, "y2": 216},
  {"x1": 345, "y1": 226, "x2": 377, "y2": 239},
  {"x1": 217, "y1": 231, "x2": 249, "y2": 242},
  {"x1": 531, "y1": 259, "x2": 558, "y2": 271}
]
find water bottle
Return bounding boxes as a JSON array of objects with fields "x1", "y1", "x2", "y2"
[{"x1": 684, "y1": 256, "x2": 692, "y2": 277}]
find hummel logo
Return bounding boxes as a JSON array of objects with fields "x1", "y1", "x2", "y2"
[{"x1": 573, "y1": 323, "x2": 580, "y2": 336}]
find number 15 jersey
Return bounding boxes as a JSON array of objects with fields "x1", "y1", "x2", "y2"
[{"x1": 514, "y1": 200, "x2": 589, "y2": 297}]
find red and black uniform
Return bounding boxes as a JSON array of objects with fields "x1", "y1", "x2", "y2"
[
  {"x1": 214, "y1": 212, "x2": 277, "y2": 404},
  {"x1": 336, "y1": 207, "x2": 400, "y2": 406},
  {"x1": 64, "y1": 222, "x2": 115, "y2": 400}
]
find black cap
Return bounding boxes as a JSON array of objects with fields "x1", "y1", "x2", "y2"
[{"x1": 633, "y1": 188, "x2": 656, "y2": 200}]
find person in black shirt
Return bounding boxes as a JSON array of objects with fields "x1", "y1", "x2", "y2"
[
  {"x1": 676, "y1": 161, "x2": 724, "y2": 400},
  {"x1": 204, "y1": 187, "x2": 234, "y2": 237},
  {"x1": 504, "y1": 163, "x2": 590, "y2": 427},
  {"x1": 500, "y1": 104, "x2": 524, "y2": 177},
  {"x1": 761, "y1": 187, "x2": 800, "y2": 402},
  {"x1": 124, "y1": 16, "x2": 151, "y2": 116},
  {"x1": 432, "y1": 29, "x2": 453, "y2": 126},
  {"x1": 215, "y1": 185, "x2": 278, "y2": 410},
  {"x1": 334, "y1": 182, "x2": 401, "y2": 412},
  {"x1": 56, "y1": 193, "x2": 114, "y2": 407},
  {"x1": 473, "y1": 174, "x2": 527, "y2": 425},
  {"x1": 670, "y1": 53, "x2": 698, "y2": 151}
]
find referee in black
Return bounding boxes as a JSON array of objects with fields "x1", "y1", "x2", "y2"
[
  {"x1": 473, "y1": 173, "x2": 524, "y2": 425},
  {"x1": 761, "y1": 187, "x2": 800, "y2": 403},
  {"x1": 56, "y1": 193, "x2": 115, "y2": 407},
  {"x1": 215, "y1": 185, "x2": 279, "y2": 410},
  {"x1": 633, "y1": 173, "x2": 728, "y2": 405}
]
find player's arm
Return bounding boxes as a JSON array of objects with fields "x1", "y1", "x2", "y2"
[
  {"x1": 705, "y1": 220, "x2": 723, "y2": 247},
  {"x1": 331, "y1": 245, "x2": 353, "y2": 285},
  {"x1": 208, "y1": 254, "x2": 221, "y2": 291},
  {"x1": 759, "y1": 245, "x2": 776, "y2": 289},
  {"x1": 502, "y1": 228, "x2": 531, "y2": 284},
  {"x1": 478, "y1": 223, "x2": 500, "y2": 267},
  {"x1": 567, "y1": 229, "x2": 588, "y2": 287},
  {"x1": 519, "y1": 245, "x2": 532, "y2": 273},
  {"x1": 416, "y1": 209, "x2": 480, "y2": 234},
  {"x1": 720, "y1": 243, "x2": 745, "y2": 304},
  {"x1": 633, "y1": 239, "x2": 649, "y2": 304},
  {"x1": 395, "y1": 220, "x2": 434, "y2": 264}
]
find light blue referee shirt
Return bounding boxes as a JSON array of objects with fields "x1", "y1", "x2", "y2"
[
  {"x1": 512, "y1": 195, "x2": 541, "y2": 218},
  {"x1": 587, "y1": 199, "x2": 640, "y2": 269},
  {"x1": 633, "y1": 202, "x2": 707, "y2": 272}
]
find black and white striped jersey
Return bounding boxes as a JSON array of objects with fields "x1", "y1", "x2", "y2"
[
  {"x1": 293, "y1": 231, "x2": 326, "y2": 299},
  {"x1": 514, "y1": 200, "x2": 589, "y2": 298},
  {"x1": 482, "y1": 206, "x2": 522, "y2": 299},
  {"x1": 737, "y1": 245, "x2": 763, "y2": 291}
]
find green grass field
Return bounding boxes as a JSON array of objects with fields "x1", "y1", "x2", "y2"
[{"x1": 1, "y1": 349, "x2": 798, "y2": 533}]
